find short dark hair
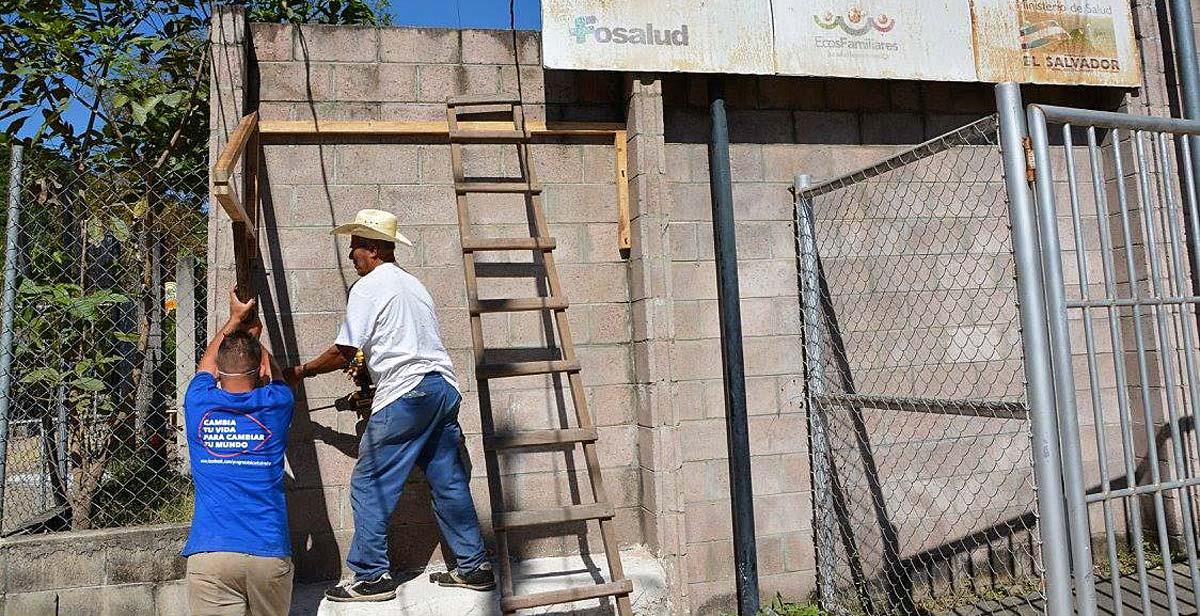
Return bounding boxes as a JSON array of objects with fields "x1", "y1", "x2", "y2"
[
  {"x1": 352, "y1": 236, "x2": 396, "y2": 261},
  {"x1": 217, "y1": 330, "x2": 262, "y2": 374}
]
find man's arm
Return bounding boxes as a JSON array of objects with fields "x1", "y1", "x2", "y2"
[
  {"x1": 284, "y1": 344, "x2": 357, "y2": 384},
  {"x1": 197, "y1": 289, "x2": 258, "y2": 377}
]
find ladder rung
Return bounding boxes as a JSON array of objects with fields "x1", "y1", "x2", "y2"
[
  {"x1": 455, "y1": 181, "x2": 542, "y2": 194},
  {"x1": 461, "y1": 237, "x2": 556, "y2": 252},
  {"x1": 449, "y1": 130, "x2": 527, "y2": 143},
  {"x1": 493, "y1": 503, "x2": 613, "y2": 530},
  {"x1": 485, "y1": 428, "x2": 598, "y2": 451},
  {"x1": 471, "y1": 297, "x2": 567, "y2": 314},
  {"x1": 501, "y1": 579, "x2": 633, "y2": 612},
  {"x1": 448, "y1": 93, "x2": 522, "y2": 106},
  {"x1": 477, "y1": 360, "x2": 580, "y2": 379}
]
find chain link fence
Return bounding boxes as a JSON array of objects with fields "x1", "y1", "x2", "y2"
[
  {"x1": 796, "y1": 116, "x2": 1045, "y2": 616},
  {"x1": 0, "y1": 143, "x2": 209, "y2": 535}
]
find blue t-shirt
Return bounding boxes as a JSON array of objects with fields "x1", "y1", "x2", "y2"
[{"x1": 182, "y1": 372, "x2": 294, "y2": 558}]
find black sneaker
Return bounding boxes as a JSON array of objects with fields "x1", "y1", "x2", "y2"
[
  {"x1": 324, "y1": 572, "x2": 398, "y2": 602},
  {"x1": 429, "y1": 566, "x2": 496, "y2": 591}
]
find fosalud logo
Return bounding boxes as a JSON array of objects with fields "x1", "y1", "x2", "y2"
[{"x1": 571, "y1": 15, "x2": 690, "y2": 46}]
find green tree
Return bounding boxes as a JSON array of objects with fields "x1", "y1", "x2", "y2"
[{"x1": 0, "y1": 0, "x2": 387, "y2": 531}]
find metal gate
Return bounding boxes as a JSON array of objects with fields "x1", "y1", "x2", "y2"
[
  {"x1": 1015, "y1": 88, "x2": 1200, "y2": 616},
  {"x1": 801, "y1": 83, "x2": 1200, "y2": 616}
]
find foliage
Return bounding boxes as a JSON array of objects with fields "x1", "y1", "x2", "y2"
[
  {"x1": 758, "y1": 595, "x2": 822, "y2": 616},
  {"x1": 0, "y1": 0, "x2": 387, "y2": 532},
  {"x1": 233, "y1": 0, "x2": 392, "y2": 25}
]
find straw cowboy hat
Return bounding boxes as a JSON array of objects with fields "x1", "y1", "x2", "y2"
[{"x1": 331, "y1": 209, "x2": 414, "y2": 247}]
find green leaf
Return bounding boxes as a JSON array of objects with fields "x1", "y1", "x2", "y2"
[
  {"x1": 20, "y1": 367, "x2": 62, "y2": 384},
  {"x1": 130, "y1": 101, "x2": 147, "y2": 125},
  {"x1": 73, "y1": 377, "x2": 105, "y2": 392},
  {"x1": 131, "y1": 196, "x2": 149, "y2": 218},
  {"x1": 111, "y1": 92, "x2": 129, "y2": 108}
]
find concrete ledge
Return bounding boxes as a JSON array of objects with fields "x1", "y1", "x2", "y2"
[{"x1": 291, "y1": 546, "x2": 669, "y2": 615}]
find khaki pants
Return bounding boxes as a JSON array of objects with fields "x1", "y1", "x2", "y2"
[{"x1": 186, "y1": 552, "x2": 293, "y2": 616}]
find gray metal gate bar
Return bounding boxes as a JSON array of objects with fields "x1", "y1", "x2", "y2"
[
  {"x1": 995, "y1": 82, "x2": 1074, "y2": 616},
  {"x1": 1061, "y1": 125, "x2": 1126, "y2": 616},
  {"x1": 1027, "y1": 104, "x2": 1099, "y2": 616},
  {"x1": 812, "y1": 393, "x2": 1028, "y2": 419},
  {"x1": 1110, "y1": 125, "x2": 1171, "y2": 616}
]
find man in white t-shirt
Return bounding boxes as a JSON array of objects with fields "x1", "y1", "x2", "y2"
[{"x1": 284, "y1": 209, "x2": 492, "y2": 603}]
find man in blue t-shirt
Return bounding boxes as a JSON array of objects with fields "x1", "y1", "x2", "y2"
[{"x1": 183, "y1": 290, "x2": 294, "y2": 616}]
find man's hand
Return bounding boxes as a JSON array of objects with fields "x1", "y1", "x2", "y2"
[
  {"x1": 282, "y1": 365, "x2": 305, "y2": 387},
  {"x1": 228, "y1": 288, "x2": 257, "y2": 328}
]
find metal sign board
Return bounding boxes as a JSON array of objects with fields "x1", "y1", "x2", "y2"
[
  {"x1": 541, "y1": 0, "x2": 775, "y2": 75},
  {"x1": 541, "y1": 0, "x2": 1142, "y2": 87},
  {"x1": 972, "y1": 0, "x2": 1141, "y2": 86},
  {"x1": 772, "y1": 0, "x2": 977, "y2": 81}
]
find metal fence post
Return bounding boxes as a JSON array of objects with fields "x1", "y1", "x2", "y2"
[
  {"x1": 795, "y1": 173, "x2": 837, "y2": 612},
  {"x1": 994, "y1": 83, "x2": 1074, "y2": 616},
  {"x1": 0, "y1": 144, "x2": 24, "y2": 528}
]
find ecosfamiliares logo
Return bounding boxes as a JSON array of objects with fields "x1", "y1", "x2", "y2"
[{"x1": 571, "y1": 15, "x2": 690, "y2": 46}]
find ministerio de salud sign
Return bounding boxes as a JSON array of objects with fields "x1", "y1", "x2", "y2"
[{"x1": 540, "y1": 0, "x2": 1141, "y2": 87}]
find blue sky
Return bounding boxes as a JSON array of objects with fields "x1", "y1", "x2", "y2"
[
  {"x1": 10, "y1": 1, "x2": 542, "y2": 139},
  {"x1": 391, "y1": 0, "x2": 541, "y2": 29}
]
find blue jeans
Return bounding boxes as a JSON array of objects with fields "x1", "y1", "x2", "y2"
[{"x1": 346, "y1": 373, "x2": 488, "y2": 580}]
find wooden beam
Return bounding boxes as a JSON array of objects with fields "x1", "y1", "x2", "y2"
[
  {"x1": 213, "y1": 111, "x2": 259, "y2": 183},
  {"x1": 212, "y1": 183, "x2": 255, "y2": 238},
  {"x1": 258, "y1": 119, "x2": 625, "y2": 137},
  {"x1": 614, "y1": 130, "x2": 630, "y2": 251}
]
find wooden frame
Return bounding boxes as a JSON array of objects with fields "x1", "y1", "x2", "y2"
[
  {"x1": 211, "y1": 111, "x2": 258, "y2": 238},
  {"x1": 256, "y1": 119, "x2": 632, "y2": 250}
]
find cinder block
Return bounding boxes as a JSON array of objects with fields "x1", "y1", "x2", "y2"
[
  {"x1": 250, "y1": 23, "x2": 294, "y2": 61},
  {"x1": 759, "y1": 77, "x2": 825, "y2": 110},
  {"x1": 752, "y1": 493, "x2": 810, "y2": 535},
  {"x1": 826, "y1": 78, "x2": 889, "y2": 111},
  {"x1": 862, "y1": 112, "x2": 925, "y2": 145},
  {"x1": 379, "y1": 102, "x2": 448, "y2": 121},
  {"x1": 682, "y1": 459, "x2": 730, "y2": 501},
  {"x1": 545, "y1": 184, "x2": 619, "y2": 223},
  {"x1": 671, "y1": 262, "x2": 717, "y2": 301},
  {"x1": 558, "y1": 263, "x2": 630, "y2": 303},
  {"x1": 256, "y1": 62, "x2": 333, "y2": 102},
  {"x1": 669, "y1": 183, "x2": 712, "y2": 222},
  {"x1": 294, "y1": 24, "x2": 379, "y2": 62},
  {"x1": 381, "y1": 185, "x2": 459, "y2": 226},
  {"x1": 672, "y1": 380, "x2": 707, "y2": 422},
  {"x1": 728, "y1": 110, "x2": 795, "y2": 144},
  {"x1": 577, "y1": 344, "x2": 633, "y2": 385},
  {"x1": 154, "y1": 580, "x2": 188, "y2": 616},
  {"x1": 287, "y1": 486, "x2": 343, "y2": 532},
  {"x1": 530, "y1": 144, "x2": 584, "y2": 183},
  {"x1": 680, "y1": 418, "x2": 729, "y2": 462},
  {"x1": 262, "y1": 144, "x2": 335, "y2": 185},
  {"x1": 5, "y1": 539, "x2": 106, "y2": 593},
  {"x1": 669, "y1": 222, "x2": 699, "y2": 262},
  {"x1": 685, "y1": 500, "x2": 735, "y2": 543},
  {"x1": 380, "y1": 28, "x2": 461, "y2": 63},
  {"x1": 686, "y1": 538, "x2": 735, "y2": 583},
  {"x1": 794, "y1": 111, "x2": 859, "y2": 145},
  {"x1": 417, "y1": 64, "x2": 500, "y2": 103},
  {"x1": 333, "y1": 63, "x2": 417, "y2": 102},
  {"x1": 586, "y1": 303, "x2": 632, "y2": 344},
  {"x1": 587, "y1": 384, "x2": 637, "y2": 427},
  {"x1": 782, "y1": 530, "x2": 816, "y2": 572},
  {"x1": 731, "y1": 183, "x2": 792, "y2": 221},
  {"x1": 461, "y1": 29, "x2": 528, "y2": 64},
  {"x1": 333, "y1": 144, "x2": 420, "y2": 185},
  {"x1": 729, "y1": 145, "x2": 764, "y2": 182},
  {"x1": 4, "y1": 590, "x2": 58, "y2": 616},
  {"x1": 417, "y1": 145, "x2": 453, "y2": 184},
  {"x1": 737, "y1": 259, "x2": 798, "y2": 299}
]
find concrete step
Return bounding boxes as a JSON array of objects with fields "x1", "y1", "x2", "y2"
[{"x1": 289, "y1": 546, "x2": 668, "y2": 616}]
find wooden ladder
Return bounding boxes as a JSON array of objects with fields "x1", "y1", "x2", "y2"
[{"x1": 445, "y1": 93, "x2": 634, "y2": 615}]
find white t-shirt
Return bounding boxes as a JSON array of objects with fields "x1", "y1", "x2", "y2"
[{"x1": 336, "y1": 263, "x2": 459, "y2": 412}]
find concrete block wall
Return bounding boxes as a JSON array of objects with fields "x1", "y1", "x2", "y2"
[
  {"x1": 218, "y1": 22, "x2": 642, "y2": 580},
  {"x1": 0, "y1": 525, "x2": 188, "y2": 616}
]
